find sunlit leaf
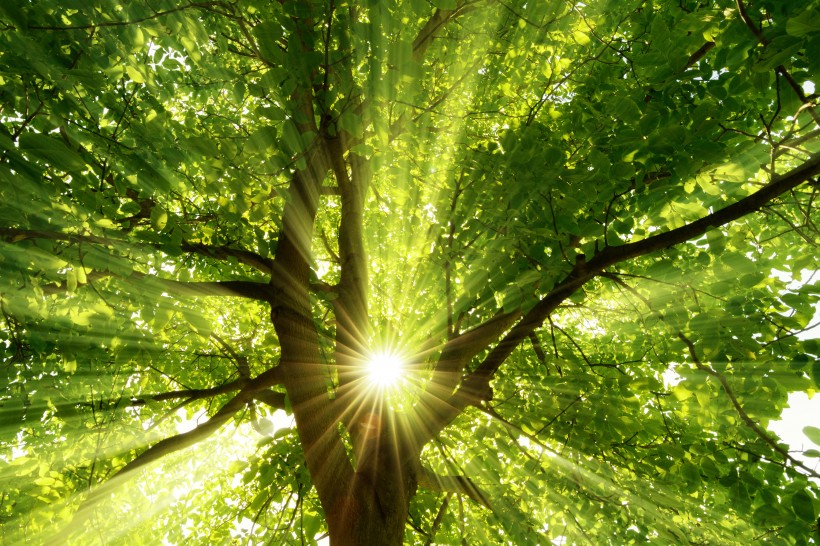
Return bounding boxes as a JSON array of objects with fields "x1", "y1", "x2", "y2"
[
  {"x1": 804, "y1": 426, "x2": 820, "y2": 446},
  {"x1": 0, "y1": 1, "x2": 818, "y2": 545}
]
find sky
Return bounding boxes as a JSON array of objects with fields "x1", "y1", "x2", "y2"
[
  {"x1": 767, "y1": 268, "x2": 820, "y2": 474},
  {"x1": 768, "y1": 392, "x2": 820, "y2": 471}
]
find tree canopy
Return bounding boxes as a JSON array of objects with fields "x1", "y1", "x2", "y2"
[{"x1": 1, "y1": 0, "x2": 819, "y2": 544}]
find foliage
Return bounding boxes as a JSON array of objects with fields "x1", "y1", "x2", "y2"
[{"x1": 0, "y1": 0, "x2": 819, "y2": 544}]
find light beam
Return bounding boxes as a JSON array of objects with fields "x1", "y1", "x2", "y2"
[{"x1": 365, "y1": 350, "x2": 405, "y2": 388}]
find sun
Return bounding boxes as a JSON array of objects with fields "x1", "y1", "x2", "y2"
[{"x1": 365, "y1": 350, "x2": 405, "y2": 388}]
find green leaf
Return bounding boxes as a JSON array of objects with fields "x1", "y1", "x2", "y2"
[
  {"x1": 125, "y1": 65, "x2": 145, "y2": 84},
  {"x1": 786, "y1": 10, "x2": 820, "y2": 37},
  {"x1": 185, "y1": 312, "x2": 212, "y2": 336},
  {"x1": 253, "y1": 21, "x2": 284, "y2": 62},
  {"x1": 247, "y1": 126, "x2": 278, "y2": 154},
  {"x1": 66, "y1": 269, "x2": 78, "y2": 293},
  {"x1": 432, "y1": 0, "x2": 458, "y2": 9},
  {"x1": 303, "y1": 513, "x2": 323, "y2": 538},
  {"x1": 282, "y1": 120, "x2": 304, "y2": 155},
  {"x1": 613, "y1": 97, "x2": 642, "y2": 123},
  {"x1": 754, "y1": 41, "x2": 803, "y2": 71},
  {"x1": 0, "y1": 3, "x2": 27, "y2": 28},
  {"x1": 338, "y1": 111, "x2": 364, "y2": 139},
  {"x1": 150, "y1": 206, "x2": 168, "y2": 231},
  {"x1": 18, "y1": 133, "x2": 86, "y2": 172},
  {"x1": 803, "y1": 426, "x2": 820, "y2": 446},
  {"x1": 790, "y1": 490, "x2": 815, "y2": 522},
  {"x1": 790, "y1": 353, "x2": 810, "y2": 370}
]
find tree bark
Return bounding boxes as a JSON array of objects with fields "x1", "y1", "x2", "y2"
[
  {"x1": 325, "y1": 414, "x2": 418, "y2": 546},
  {"x1": 269, "y1": 153, "x2": 355, "y2": 523}
]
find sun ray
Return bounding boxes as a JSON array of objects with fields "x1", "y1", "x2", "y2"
[{"x1": 365, "y1": 350, "x2": 405, "y2": 388}]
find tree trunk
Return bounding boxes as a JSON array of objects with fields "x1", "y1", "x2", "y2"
[
  {"x1": 325, "y1": 482, "x2": 409, "y2": 545},
  {"x1": 325, "y1": 408, "x2": 419, "y2": 545},
  {"x1": 326, "y1": 443, "x2": 417, "y2": 546}
]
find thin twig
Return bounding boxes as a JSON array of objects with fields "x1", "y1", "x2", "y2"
[{"x1": 677, "y1": 332, "x2": 819, "y2": 479}]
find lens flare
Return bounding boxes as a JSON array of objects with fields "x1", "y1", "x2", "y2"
[{"x1": 366, "y1": 350, "x2": 404, "y2": 387}]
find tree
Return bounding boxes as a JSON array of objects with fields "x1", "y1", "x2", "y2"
[{"x1": 1, "y1": 0, "x2": 819, "y2": 543}]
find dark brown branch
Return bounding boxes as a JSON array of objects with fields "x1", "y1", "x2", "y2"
[
  {"x1": 36, "y1": 267, "x2": 272, "y2": 301},
  {"x1": 430, "y1": 311, "x2": 521, "y2": 394},
  {"x1": 734, "y1": 0, "x2": 766, "y2": 43},
  {"x1": 424, "y1": 493, "x2": 452, "y2": 546},
  {"x1": 320, "y1": 185, "x2": 341, "y2": 196},
  {"x1": 585, "y1": 153, "x2": 819, "y2": 269},
  {"x1": 128, "y1": 271, "x2": 273, "y2": 301},
  {"x1": 775, "y1": 129, "x2": 820, "y2": 158},
  {"x1": 0, "y1": 228, "x2": 275, "y2": 275},
  {"x1": 51, "y1": 359, "x2": 288, "y2": 544},
  {"x1": 528, "y1": 333, "x2": 547, "y2": 364},
  {"x1": 328, "y1": 136, "x2": 368, "y2": 327},
  {"x1": 412, "y1": 311, "x2": 521, "y2": 451},
  {"x1": 412, "y1": 2, "x2": 476, "y2": 61},
  {"x1": 677, "y1": 333, "x2": 820, "y2": 479},
  {"x1": 735, "y1": 0, "x2": 819, "y2": 125},
  {"x1": 128, "y1": 379, "x2": 247, "y2": 406},
  {"x1": 210, "y1": 333, "x2": 251, "y2": 378},
  {"x1": 126, "y1": 392, "x2": 247, "y2": 473},
  {"x1": 685, "y1": 41, "x2": 715, "y2": 70},
  {"x1": 310, "y1": 280, "x2": 338, "y2": 294},
  {"x1": 253, "y1": 389, "x2": 287, "y2": 410},
  {"x1": 60, "y1": 389, "x2": 249, "y2": 537},
  {"x1": 0, "y1": 227, "x2": 113, "y2": 245},
  {"x1": 420, "y1": 153, "x2": 820, "y2": 441},
  {"x1": 180, "y1": 241, "x2": 274, "y2": 274},
  {"x1": 268, "y1": 143, "x2": 355, "y2": 513}
]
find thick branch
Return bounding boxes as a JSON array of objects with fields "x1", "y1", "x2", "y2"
[
  {"x1": 327, "y1": 136, "x2": 381, "y2": 472},
  {"x1": 415, "y1": 312, "x2": 520, "y2": 446},
  {"x1": 432, "y1": 311, "x2": 520, "y2": 385},
  {"x1": 115, "y1": 393, "x2": 248, "y2": 479},
  {"x1": 0, "y1": 227, "x2": 274, "y2": 276},
  {"x1": 46, "y1": 389, "x2": 253, "y2": 545},
  {"x1": 0, "y1": 227, "x2": 113, "y2": 246},
  {"x1": 209, "y1": 333, "x2": 252, "y2": 378},
  {"x1": 421, "y1": 153, "x2": 820, "y2": 441},
  {"x1": 119, "y1": 360, "x2": 286, "y2": 469},
  {"x1": 33, "y1": 266, "x2": 272, "y2": 302},
  {"x1": 586, "y1": 153, "x2": 819, "y2": 269},
  {"x1": 52, "y1": 357, "x2": 287, "y2": 544},
  {"x1": 128, "y1": 379, "x2": 246, "y2": 406},
  {"x1": 269, "y1": 143, "x2": 355, "y2": 513},
  {"x1": 179, "y1": 241, "x2": 274, "y2": 274},
  {"x1": 685, "y1": 41, "x2": 715, "y2": 70},
  {"x1": 130, "y1": 272, "x2": 273, "y2": 301},
  {"x1": 412, "y1": 2, "x2": 475, "y2": 61},
  {"x1": 328, "y1": 136, "x2": 369, "y2": 344},
  {"x1": 252, "y1": 389, "x2": 287, "y2": 410},
  {"x1": 0, "y1": 227, "x2": 274, "y2": 301}
]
